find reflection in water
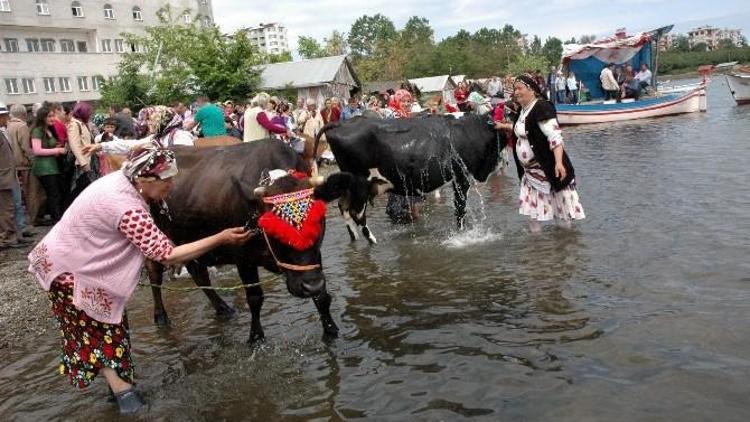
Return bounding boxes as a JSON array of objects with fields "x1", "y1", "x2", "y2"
[{"x1": 3, "y1": 82, "x2": 750, "y2": 421}]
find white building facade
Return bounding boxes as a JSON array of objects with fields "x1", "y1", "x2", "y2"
[
  {"x1": 687, "y1": 25, "x2": 743, "y2": 50},
  {"x1": 0, "y1": 0, "x2": 214, "y2": 105},
  {"x1": 244, "y1": 22, "x2": 289, "y2": 55}
]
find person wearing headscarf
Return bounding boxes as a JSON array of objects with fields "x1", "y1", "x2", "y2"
[
  {"x1": 84, "y1": 106, "x2": 194, "y2": 159},
  {"x1": 385, "y1": 89, "x2": 413, "y2": 119},
  {"x1": 66, "y1": 102, "x2": 98, "y2": 202},
  {"x1": 497, "y1": 74, "x2": 584, "y2": 232},
  {"x1": 28, "y1": 142, "x2": 250, "y2": 414}
]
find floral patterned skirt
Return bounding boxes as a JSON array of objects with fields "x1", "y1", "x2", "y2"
[
  {"x1": 518, "y1": 173, "x2": 586, "y2": 222},
  {"x1": 48, "y1": 275, "x2": 134, "y2": 389}
]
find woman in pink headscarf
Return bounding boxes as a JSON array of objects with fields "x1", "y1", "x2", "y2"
[{"x1": 386, "y1": 89, "x2": 413, "y2": 119}]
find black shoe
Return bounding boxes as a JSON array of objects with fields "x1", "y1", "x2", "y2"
[
  {"x1": 22, "y1": 231, "x2": 34, "y2": 238},
  {"x1": 114, "y1": 388, "x2": 146, "y2": 414}
]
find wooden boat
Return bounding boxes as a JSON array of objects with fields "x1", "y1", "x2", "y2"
[
  {"x1": 559, "y1": 25, "x2": 708, "y2": 124},
  {"x1": 556, "y1": 84, "x2": 706, "y2": 125},
  {"x1": 726, "y1": 74, "x2": 750, "y2": 105}
]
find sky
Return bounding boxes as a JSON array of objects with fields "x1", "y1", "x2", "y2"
[{"x1": 212, "y1": 0, "x2": 750, "y2": 52}]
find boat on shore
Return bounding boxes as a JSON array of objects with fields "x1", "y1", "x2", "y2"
[
  {"x1": 559, "y1": 25, "x2": 708, "y2": 125},
  {"x1": 726, "y1": 74, "x2": 750, "y2": 105},
  {"x1": 557, "y1": 84, "x2": 706, "y2": 125}
]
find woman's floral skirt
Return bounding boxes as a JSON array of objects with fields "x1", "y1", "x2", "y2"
[
  {"x1": 48, "y1": 275, "x2": 134, "y2": 389},
  {"x1": 518, "y1": 175, "x2": 585, "y2": 222}
]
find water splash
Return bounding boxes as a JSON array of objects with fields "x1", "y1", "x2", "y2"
[{"x1": 441, "y1": 224, "x2": 503, "y2": 249}]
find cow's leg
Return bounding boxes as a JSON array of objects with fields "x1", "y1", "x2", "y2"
[
  {"x1": 452, "y1": 165, "x2": 471, "y2": 230},
  {"x1": 338, "y1": 194, "x2": 359, "y2": 241},
  {"x1": 353, "y1": 202, "x2": 377, "y2": 244},
  {"x1": 146, "y1": 259, "x2": 170, "y2": 328},
  {"x1": 185, "y1": 261, "x2": 235, "y2": 319},
  {"x1": 237, "y1": 263, "x2": 265, "y2": 343},
  {"x1": 313, "y1": 288, "x2": 339, "y2": 341}
]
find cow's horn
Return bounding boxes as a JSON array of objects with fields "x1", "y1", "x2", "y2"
[
  {"x1": 253, "y1": 186, "x2": 267, "y2": 197},
  {"x1": 309, "y1": 175, "x2": 326, "y2": 187}
]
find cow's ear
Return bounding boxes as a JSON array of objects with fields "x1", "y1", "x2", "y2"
[{"x1": 313, "y1": 172, "x2": 354, "y2": 202}]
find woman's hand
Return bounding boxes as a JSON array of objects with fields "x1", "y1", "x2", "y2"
[
  {"x1": 555, "y1": 161, "x2": 567, "y2": 180},
  {"x1": 82, "y1": 144, "x2": 101, "y2": 155},
  {"x1": 220, "y1": 227, "x2": 253, "y2": 246},
  {"x1": 56, "y1": 148, "x2": 67, "y2": 156},
  {"x1": 495, "y1": 121, "x2": 512, "y2": 131}
]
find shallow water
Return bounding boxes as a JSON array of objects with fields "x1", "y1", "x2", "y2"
[{"x1": 3, "y1": 78, "x2": 750, "y2": 421}]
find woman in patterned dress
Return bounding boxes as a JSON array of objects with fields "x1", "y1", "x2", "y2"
[
  {"x1": 28, "y1": 143, "x2": 251, "y2": 414},
  {"x1": 496, "y1": 74, "x2": 585, "y2": 233}
]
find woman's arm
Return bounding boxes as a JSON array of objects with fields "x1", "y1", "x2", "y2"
[
  {"x1": 118, "y1": 209, "x2": 251, "y2": 266},
  {"x1": 539, "y1": 118, "x2": 566, "y2": 179},
  {"x1": 84, "y1": 137, "x2": 149, "y2": 155},
  {"x1": 31, "y1": 137, "x2": 65, "y2": 156},
  {"x1": 256, "y1": 111, "x2": 288, "y2": 134}
]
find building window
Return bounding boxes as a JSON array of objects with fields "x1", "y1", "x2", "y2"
[
  {"x1": 4, "y1": 38, "x2": 19, "y2": 52},
  {"x1": 92, "y1": 76, "x2": 104, "y2": 91},
  {"x1": 60, "y1": 39, "x2": 75, "y2": 52},
  {"x1": 4, "y1": 78, "x2": 19, "y2": 95},
  {"x1": 183, "y1": 13, "x2": 191, "y2": 24},
  {"x1": 36, "y1": 0, "x2": 49, "y2": 15},
  {"x1": 114, "y1": 39, "x2": 123, "y2": 53},
  {"x1": 132, "y1": 6, "x2": 142, "y2": 21},
  {"x1": 41, "y1": 38, "x2": 55, "y2": 52},
  {"x1": 59, "y1": 77, "x2": 71, "y2": 92},
  {"x1": 71, "y1": 1, "x2": 83, "y2": 17},
  {"x1": 22, "y1": 78, "x2": 36, "y2": 94},
  {"x1": 77, "y1": 41, "x2": 87, "y2": 52},
  {"x1": 199, "y1": 0, "x2": 208, "y2": 5},
  {"x1": 101, "y1": 39, "x2": 112, "y2": 52},
  {"x1": 1, "y1": 0, "x2": 11, "y2": 12},
  {"x1": 26, "y1": 38, "x2": 40, "y2": 52},
  {"x1": 103, "y1": 3, "x2": 114, "y2": 19},
  {"x1": 202, "y1": 16, "x2": 211, "y2": 27},
  {"x1": 43, "y1": 77, "x2": 55, "y2": 93},
  {"x1": 77, "y1": 76, "x2": 89, "y2": 91}
]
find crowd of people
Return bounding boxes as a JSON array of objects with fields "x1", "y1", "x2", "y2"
[{"x1": 600, "y1": 62, "x2": 653, "y2": 101}]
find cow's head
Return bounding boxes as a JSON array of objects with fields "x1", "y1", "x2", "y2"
[{"x1": 251, "y1": 171, "x2": 352, "y2": 298}]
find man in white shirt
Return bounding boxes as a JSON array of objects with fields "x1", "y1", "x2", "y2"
[
  {"x1": 600, "y1": 63, "x2": 620, "y2": 100},
  {"x1": 634, "y1": 63, "x2": 653, "y2": 90}
]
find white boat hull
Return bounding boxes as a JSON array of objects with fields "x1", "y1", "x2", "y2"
[
  {"x1": 556, "y1": 87, "x2": 706, "y2": 125},
  {"x1": 726, "y1": 74, "x2": 750, "y2": 105}
]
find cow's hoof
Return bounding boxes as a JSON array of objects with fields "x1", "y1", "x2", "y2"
[
  {"x1": 154, "y1": 313, "x2": 171, "y2": 328},
  {"x1": 215, "y1": 304, "x2": 236, "y2": 320},
  {"x1": 247, "y1": 332, "x2": 266, "y2": 345}
]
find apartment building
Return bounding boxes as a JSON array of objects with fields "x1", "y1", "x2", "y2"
[
  {"x1": 243, "y1": 22, "x2": 289, "y2": 55},
  {"x1": 0, "y1": 0, "x2": 214, "y2": 105},
  {"x1": 687, "y1": 25, "x2": 743, "y2": 50}
]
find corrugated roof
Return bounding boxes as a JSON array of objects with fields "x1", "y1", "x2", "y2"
[
  {"x1": 257, "y1": 55, "x2": 356, "y2": 90},
  {"x1": 408, "y1": 75, "x2": 456, "y2": 93},
  {"x1": 363, "y1": 81, "x2": 400, "y2": 94}
]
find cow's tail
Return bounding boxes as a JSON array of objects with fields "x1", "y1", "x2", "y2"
[{"x1": 312, "y1": 121, "x2": 339, "y2": 164}]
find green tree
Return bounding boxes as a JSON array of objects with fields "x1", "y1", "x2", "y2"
[
  {"x1": 542, "y1": 37, "x2": 563, "y2": 66},
  {"x1": 530, "y1": 35, "x2": 542, "y2": 55},
  {"x1": 673, "y1": 35, "x2": 690, "y2": 52},
  {"x1": 324, "y1": 30, "x2": 348, "y2": 56},
  {"x1": 691, "y1": 42, "x2": 708, "y2": 52},
  {"x1": 100, "y1": 5, "x2": 263, "y2": 108},
  {"x1": 718, "y1": 38, "x2": 736, "y2": 50},
  {"x1": 297, "y1": 36, "x2": 326, "y2": 59},
  {"x1": 266, "y1": 51, "x2": 292, "y2": 63},
  {"x1": 579, "y1": 34, "x2": 597, "y2": 44},
  {"x1": 507, "y1": 55, "x2": 549, "y2": 76},
  {"x1": 348, "y1": 14, "x2": 397, "y2": 57}
]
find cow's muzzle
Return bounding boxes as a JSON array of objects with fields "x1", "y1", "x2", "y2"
[{"x1": 285, "y1": 269, "x2": 326, "y2": 298}]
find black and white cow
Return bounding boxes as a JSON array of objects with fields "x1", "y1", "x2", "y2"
[{"x1": 314, "y1": 114, "x2": 505, "y2": 243}]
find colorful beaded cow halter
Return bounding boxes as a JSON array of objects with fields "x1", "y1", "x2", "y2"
[{"x1": 262, "y1": 188, "x2": 315, "y2": 230}]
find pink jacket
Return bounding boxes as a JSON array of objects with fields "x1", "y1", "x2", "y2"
[{"x1": 28, "y1": 171, "x2": 151, "y2": 324}]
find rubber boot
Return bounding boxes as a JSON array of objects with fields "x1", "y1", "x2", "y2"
[{"x1": 114, "y1": 388, "x2": 146, "y2": 414}]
